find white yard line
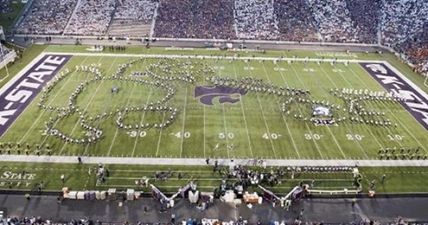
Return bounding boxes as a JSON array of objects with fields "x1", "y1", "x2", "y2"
[
  {"x1": 1, "y1": 154, "x2": 428, "y2": 167},
  {"x1": 179, "y1": 87, "x2": 188, "y2": 157},
  {"x1": 347, "y1": 64, "x2": 427, "y2": 153},
  {"x1": 289, "y1": 65, "x2": 347, "y2": 159},
  {"x1": 155, "y1": 112, "x2": 167, "y2": 157},
  {"x1": 316, "y1": 64, "x2": 369, "y2": 159},
  {"x1": 221, "y1": 104, "x2": 230, "y2": 159},
  {"x1": 217, "y1": 66, "x2": 231, "y2": 158},
  {"x1": 38, "y1": 56, "x2": 107, "y2": 151},
  {"x1": 239, "y1": 62, "x2": 277, "y2": 158},
  {"x1": 203, "y1": 104, "x2": 206, "y2": 158},
  {"x1": 18, "y1": 56, "x2": 90, "y2": 143},
  {"x1": 131, "y1": 89, "x2": 153, "y2": 157},
  {"x1": 260, "y1": 62, "x2": 301, "y2": 158},
  {"x1": 345, "y1": 64, "x2": 406, "y2": 149},
  {"x1": 255, "y1": 94, "x2": 277, "y2": 158},
  {"x1": 106, "y1": 81, "x2": 138, "y2": 156},
  {"x1": 231, "y1": 63, "x2": 254, "y2": 158},
  {"x1": 278, "y1": 63, "x2": 325, "y2": 159},
  {"x1": 58, "y1": 57, "x2": 116, "y2": 155}
]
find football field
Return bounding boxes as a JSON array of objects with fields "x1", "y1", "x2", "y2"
[{"x1": 0, "y1": 50, "x2": 427, "y2": 161}]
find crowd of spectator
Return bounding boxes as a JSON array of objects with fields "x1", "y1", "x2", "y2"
[
  {"x1": 9, "y1": 0, "x2": 428, "y2": 75},
  {"x1": 154, "y1": 0, "x2": 235, "y2": 39},
  {"x1": 345, "y1": 0, "x2": 380, "y2": 44},
  {"x1": 274, "y1": 0, "x2": 318, "y2": 42},
  {"x1": 380, "y1": 0, "x2": 428, "y2": 74},
  {"x1": 381, "y1": 0, "x2": 428, "y2": 45},
  {"x1": 113, "y1": 0, "x2": 157, "y2": 23},
  {"x1": 16, "y1": 0, "x2": 77, "y2": 35},
  {"x1": 64, "y1": 0, "x2": 116, "y2": 36},
  {"x1": 0, "y1": 0, "x2": 11, "y2": 13},
  {"x1": 234, "y1": 0, "x2": 279, "y2": 40},
  {"x1": 308, "y1": 0, "x2": 359, "y2": 43},
  {"x1": 396, "y1": 24, "x2": 428, "y2": 74}
]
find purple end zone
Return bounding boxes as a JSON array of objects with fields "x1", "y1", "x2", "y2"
[
  {"x1": 195, "y1": 86, "x2": 247, "y2": 106},
  {"x1": 0, "y1": 54, "x2": 72, "y2": 137},
  {"x1": 360, "y1": 62, "x2": 428, "y2": 130}
]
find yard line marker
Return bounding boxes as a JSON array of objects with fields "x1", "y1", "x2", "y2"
[
  {"x1": 155, "y1": 112, "x2": 167, "y2": 157},
  {"x1": 131, "y1": 89, "x2": 153, "y2": 157},
  {"x1": 285, "y1": 63, "x2": 325, "y2": 159},
  {"x1": 316, "y1": 64, "x2": 368, "y2": 159},
  {"x1": 290, "y1": 64, "x2": 346, "y2": 158},
  {"x1": 58, "y1": 57, "x2": 117, "y2": 155},
  {"x1": 39, "y1": 56, "x2": 107, "y2": 152},
  {"x1": 222, "y1": 104, "x2": 230, "y2": 159},
  {"x1": 255, "y1": 94, "x2": 277, "y2": 158},
  {"x1": 346, "y1": 64, "x2": 427, "y2": 154},
  {"x1": 260, "y1": 62, "x2": 300, "y2": 159},
  {"x1": 344, "y1": 64, "x2": 405, "y2": 149},
  {"x1": 203, "y1": 104, "x2": 206, "y2": 158},
  {"x1": 106, "y1": 80, "x2": 139, "y2": 156},
  {"x1": 87, "y1": 59, "x2": 148, "y2": 156},
  {"x1": 231, "y1": 62, "x2": 254, "y2": 158},
  {"x1": 328, "y1": 64, "x2": 384, "y2": 151},
  {"x1": 241, "y1": 61, "x2": 278, "y2": 158},
  {"x1": 19, "y1": 56, "x2": 90, "y2": 143},
  {"x1": 179, "y1": 87, "x2": 188, "y2": 157},
  {"x1": 217, "y1": 64, "x2": 231, "y2": 159}
]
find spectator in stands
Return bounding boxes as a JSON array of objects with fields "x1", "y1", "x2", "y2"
[
  {"x1": 234, "y1": 0, "x2": 279, "y2": 40},
  {"x1": 64, "y1": 0, "x2": 116, "y2": 36},
  {"x1": 154, "y1": 0, "x2": 236, "y2": 39},
  {"x1": 16, "y1": 0, "x2": 77, "y2": 34}
]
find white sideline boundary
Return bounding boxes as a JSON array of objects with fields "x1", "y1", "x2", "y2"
[
  {"x1": 0, "y1": 154, "x2": 427, "y2": 167},
  {"x1": 0, "y1": 51, "x2": 427, "y2": 166}
]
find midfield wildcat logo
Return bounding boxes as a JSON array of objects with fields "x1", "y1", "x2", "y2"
[{"x1": 195, "y1": 86, "x2": 247, "y2": 106}]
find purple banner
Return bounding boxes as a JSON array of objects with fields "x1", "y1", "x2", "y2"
[
  {"x1": 0, "y1": 54, "x2": 71, "y2": 136},
  {"x1": 360, "y1": 63, "x2": 428, "y2": 130}
]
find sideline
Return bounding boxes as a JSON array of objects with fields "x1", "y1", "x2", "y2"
[{"x1": 0, "y1": 154, "x2": 427, "y2": 166}]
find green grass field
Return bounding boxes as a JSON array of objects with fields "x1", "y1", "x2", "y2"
[
  {"x1": 1, "y1": 162, "x2": 427, "y2": 194},
  {"x1": 0, "y1": 45, "x2": 427, "y2": 194},
  {"x1": 1, "y1": 49, "x2": 427, "y2": 160}
]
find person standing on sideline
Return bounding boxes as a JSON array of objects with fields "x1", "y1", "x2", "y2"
[{"x1": 381, "y1": 174, "x2": 386, "y2": 184}]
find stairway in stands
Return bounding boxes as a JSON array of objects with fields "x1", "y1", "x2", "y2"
[{"x1": 108, "y1": 19, "x2": 151, "y2": 38}]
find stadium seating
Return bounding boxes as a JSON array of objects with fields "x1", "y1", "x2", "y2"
[
  {"x1": 234, "y1": 0, "x2": 279, "y2": 40},
  {"x1": 10, "y1": 0, "x2": 428, "y2": 75},
  {"x1": 16, "y1": 0, "x2": 77, "y2": 34},
  {"x1": 154, "y1": 0, "x2": 236, "y2": 39},
  {"x1": 108, "y1": 0, "x2": 157, "y2": 37},
  {"x1": 0, "y1": 0, "x2": 11, "y2": 13},
  {"x1": 64, "y1": 0, "x2": 116, "y2": 36},
  {"x1": 274, "y1": 0, "x2": 319, "y2": 42}
]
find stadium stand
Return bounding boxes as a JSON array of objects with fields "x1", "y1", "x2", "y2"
[
  {"x1": 0, "y1": 0, "x2": 11, "y2": 13},
  {"x1": 308, "y1": 0, "x2": 358, "y2": 43},
  {"x1": 154, "y1": 0, "x2": 236, "y2": 39},
  {"x1": 345, "y1": 0, "x2": 380, "y2": 44},
  {"x1": 381, "y1": 0, "x2": 428, "y2": 45},
  {"x1": 108, "y1": 0, "x2": 158, "y2": 37},
  {"x1": 396, "y1": 24, "x2": 428, "y2": 74},
  {"x1": 9, "y1": 0, "x2": 428, "y2": 77},
  {"x1": 16, "y1": 0, "x2": 77, "y2": 34},
  {"x1": 234, "y1": 0, "x2": 279, "y2": 40},
  {"x1": 64, "y1": 0, "x2": 116, "y2": 36},
  {"x1": 274, "y1": 0, "x2": 319, "y2": 42}
]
